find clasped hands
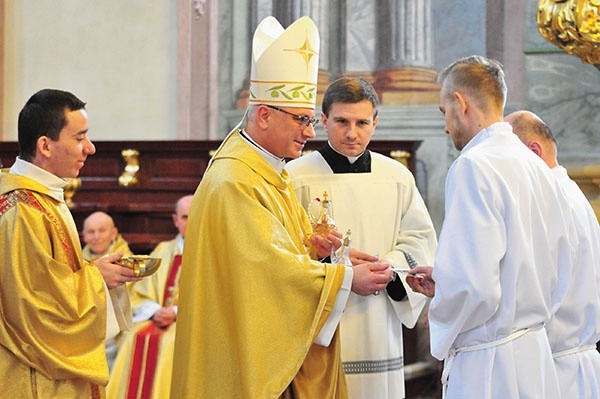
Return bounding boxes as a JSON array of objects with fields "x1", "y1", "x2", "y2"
[
  {"x1": 93, "y1": 253, "x2": 143, "y2": 289},
  {"x1": 309, "y1": 231, "x2": 395, "y2": 297}
]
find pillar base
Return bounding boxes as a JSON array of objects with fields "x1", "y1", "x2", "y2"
[
  {"x1": 373, "y1": 67, "x2": 440, "y2": 105},
  {"x1": 316, "y1": 70, "x2": 331, "y2": 106}
]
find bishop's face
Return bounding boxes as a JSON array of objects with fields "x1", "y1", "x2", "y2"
[
  {"x1": 265, "y1": 106, "x2": 316, "y2": 159},
  {"x1": 322, "y1": 100, "x2": 377, "y2": 157}
]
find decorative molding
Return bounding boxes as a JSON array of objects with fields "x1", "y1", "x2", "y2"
[
  {"x1": 64, "y1": 178, "x2": 81, "y2": 209},
  {"x1": 538, "y1": 0, "x2": 600, "y2": 67},
  {"x1": 118, "y1": 149, "x2": 140, "y2": 187},
  {"x1": 389, "y1": 150, "x2": 412, "y2": 168},
  {"x1": 193, "y1": 0, "x2": 206, "y2": 18},
  {"x1": 568, "y1": 164, "x2": 600, "y2": 221}
]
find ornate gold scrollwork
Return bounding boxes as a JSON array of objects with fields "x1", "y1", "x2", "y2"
[
  {"x1": 64, "y1": 178, "x2": 81, "y2": 209},
  {"x1": 390, "y1": 150, "x2": 411, "y2": 168},
  {"x1": 118, "y1": 149, "x2": 140, "y2": 187},
  {"x1": 568, "y1": 164, "x2": 600, "y2": 221},
  {"x1": 537, "y1": 0, "x2": 600, "y2": 65}
]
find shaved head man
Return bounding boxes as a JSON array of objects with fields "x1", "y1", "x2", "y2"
[
  {"x1": 504, "y1": 110, "x2": 558, "y2": 168},
  {"x1": 83, "y1": 211, "x2": 119, "y2": 257},
  {"x1": 505, "y1": 110, "x2": 600, "y2": 399}
]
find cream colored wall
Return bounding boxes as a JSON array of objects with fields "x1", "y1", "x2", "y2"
[{"x1": 2, "y1": 1, "x2": 178, "y2": 141}]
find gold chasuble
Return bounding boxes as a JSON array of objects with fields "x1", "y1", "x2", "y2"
[
  {"x1": 0, "y1": 173, "x2": 108, "y2": 398},
  {"x1": 171, "y1": 132, "x2": 348, "y2": 398},
  {"x1": 83, "y1": 234, "x2": 133, "y2": 261}
]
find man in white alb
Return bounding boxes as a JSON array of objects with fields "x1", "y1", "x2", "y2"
[
  {"x1": 406, "y1": 56, "x2": 576, "y2": 399},
  {"x1": 506, "y1": 110, "x2": 600, "y2": 399},
  {"x1": 287, "y1": 76, "x2": 437, "y2": 399}
]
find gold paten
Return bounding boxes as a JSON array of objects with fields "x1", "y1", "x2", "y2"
[{"x1": 117, "y1": 255, "x2": 162, "y2": 277}]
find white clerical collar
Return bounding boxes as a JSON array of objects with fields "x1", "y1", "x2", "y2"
[
  {"x1": 9, "y1": 157, "x2": 67, "y2": 202},
  {"x1": 240, "y1": 129, "x2": 286, "y2": 173},
  {"x1": 176, "y1": 234, "x2": 184, "y2": 253},
  {"x1": 327, "y1": 141, "x2": 362, "y2": 164}
]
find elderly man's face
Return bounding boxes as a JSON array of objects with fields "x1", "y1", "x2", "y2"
[
  {"x1": 82, "y1": 212, "x2": 118, "y2": 255},
  {"x1": 173, "y1": 195, "x2": 194, "y2": 238}
]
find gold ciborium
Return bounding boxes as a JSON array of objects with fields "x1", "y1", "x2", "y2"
[
  {"x1": 307, "y1": 191, "x2": 336, "y2": 236},
  {"x1": 117, "y1": 255, "x2": 162, "y2": 277}
]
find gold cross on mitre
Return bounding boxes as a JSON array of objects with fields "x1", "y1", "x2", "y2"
[{"x1": 284, "y1": 30, "x2": 319, "y2": 71}]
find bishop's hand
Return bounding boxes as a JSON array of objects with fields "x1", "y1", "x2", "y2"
[{"x1": 309, "y1": 229, "x2": 342, "y2": 259}]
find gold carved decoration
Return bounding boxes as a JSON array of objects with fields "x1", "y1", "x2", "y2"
[
  {"x1": 537, "y1": 0, "x2": 600, "y2": 66},
  {"x1": 568, "y1": 164, "x2": 600, "y2": 221},
  {"x1": 3, "y1": 168, "x2": 81, "y2": 208},
  {"x1": 118, "y1": 149, "x2": 140, "y2": 187},
  {"x1": 390, "y1": 150, "x2": 411, "y2": 168},
  {"x1": 64, "y1": 178, "x2": 81, "y2": 209}
]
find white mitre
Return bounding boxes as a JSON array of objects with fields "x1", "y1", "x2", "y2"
[{"x1": 249, "y1": 16, "x2": 320, "y2": 110}]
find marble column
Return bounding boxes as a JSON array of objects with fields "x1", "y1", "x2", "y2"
[
  {"x1": 291, "y1": 0, "x2": 331, "y2": 102},
  {"x1": 177, "y1": 0, "x2": 219, "y2": 139},
  {"x1": 374, "y1": 105, "x2": 453, "y2": 232},
  {"x1": 372, "y1": 0, "x2": 439, "y2": 105}
]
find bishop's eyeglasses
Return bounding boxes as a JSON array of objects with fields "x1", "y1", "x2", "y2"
[{"x1": 265, "y1": 104, "x2": 319, "y2": 128}]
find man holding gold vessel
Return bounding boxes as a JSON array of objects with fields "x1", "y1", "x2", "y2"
[{"x1": 0, "y1": 89, "x2": 140, "y2": 398}]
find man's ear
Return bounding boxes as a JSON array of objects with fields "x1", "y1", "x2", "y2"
[
  {"x1": 36, "y1": 136, "x2": 52, "y2": 159},
  {"x1": 256, "y1": 105, "x2": 271, "y2": 129},
  {"x1": 321, "y1": 113, "x2": 328, "y2": 132},
  {"x1": 453, "y1": 91, "x2": 468, "y2": 115},
  {"x1": 528, "y1": 140, "x2": 542, "y2": 157}
]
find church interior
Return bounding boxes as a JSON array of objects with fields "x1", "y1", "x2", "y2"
[{"x1": 1, "y1": 1, "x2": 598, "y2": 398}]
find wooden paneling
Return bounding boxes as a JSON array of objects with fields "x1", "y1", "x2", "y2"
[
  {"x1": 1, "y1": 139, "x2": 421, "y2": 254},
  {"x1": 1, "y1": 141, "x2": 219, "y2": 253}
]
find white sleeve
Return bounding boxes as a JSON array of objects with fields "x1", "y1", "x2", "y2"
[
  {"x1": 314, "y1": 266, "x2": 353, "y2": 346},
  {"x1": 105, "y1": 284, "x2": 134, "y2": 337},
  {"x1": 132, "y1": 300, "x2": 162, "y2": 323},
  {"x1": 104, "y1": 284, "x2": 120, "y2": 339}
]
